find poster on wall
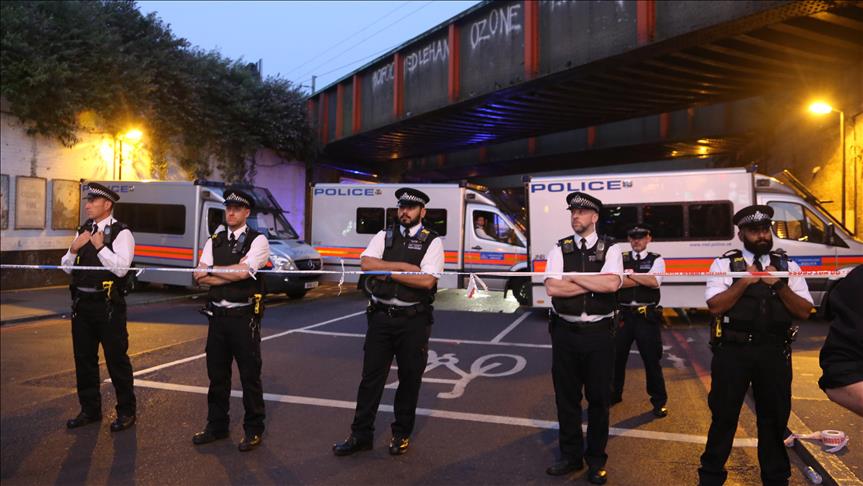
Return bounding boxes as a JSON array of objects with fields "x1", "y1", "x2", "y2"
[
  {"x1": 15, "y1": 176, "x2": 46, "y2": 230},
  {"x1": 0, "y1": 174, "x2": 8, "y2": 230},
  {"x1": 52, "y1": 179, "x2": 80, "y2": 230}
]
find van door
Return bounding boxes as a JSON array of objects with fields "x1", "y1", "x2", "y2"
[
  {"x1": 200, "y1": 203, "x2": 226, "y2": 263},
  {"x1": 766, "y1": 200, "x2": 845, "y2": 305},
  {"x1": 464, "y1": 204, "x2": 526, "y2": 290}
]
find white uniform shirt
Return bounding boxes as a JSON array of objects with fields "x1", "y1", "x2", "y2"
[
  {"x1": 704, "y1": 248, "x2": 813, "y2": 304},
  {"x1": 200, "y1": 224, "x2": 270, "y2": 307},
  {"x1": 475, "y1": 226, "x2": 493, "y2": 240},
  {"x1": 360, "y1": 222, "x2": 445, "y2": 306},
  {"x1": 621, "y1": 249, "x2": 665, "y2": 305},
  {"x1": 61, "y1": 215, "x2": 135, "y2": 282},
  {"x1": 544, "y1": 231, "x2": 624, "y2": 322}
]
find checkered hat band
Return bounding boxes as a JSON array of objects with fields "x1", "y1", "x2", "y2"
[
  {"x1": 569, "y1": 196, "x2": 599, "y2": 211},
  {"x1": 226, "y1": 193, "x2": 250, "y2": 205},
  {"x1": 88, "y1": 187, "x2": 116, "y2": 202},
  {"x1": 399, "y1": 194, "x2": 425, "y2": 204},
  {"x1": 739, "y1": 211, "x2": 770, "y2": 226}
]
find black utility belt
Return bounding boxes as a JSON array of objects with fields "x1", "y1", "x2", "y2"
[
  {"x1": 619, "y1": 304, "x2": 661, "y2": 315},
  {"x1": 718, "y1": 328, "x2": 789, "y2": 346},
  {"x1": 71, "y1": 284, "x2": 122, "y2": 302},
  {"x1": 368, "y1": 301, "x2": 431, "y2": 318},
  {"x1": 551, "y1": 314, "x2": 614, "y2": 333},
  {"x1": 205, "y1": 302, "x2": 254, "y2": 317}
]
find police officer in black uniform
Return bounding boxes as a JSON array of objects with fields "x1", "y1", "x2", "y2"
[
  {"x1": 192, "y1": 189, "x2": 270, "y2": 452},
  {"x1": 544, "y1": 192, "x2": 624, "y2": 485},
  {"x1": 612, "y1": 223, "x2": 669, "y2": 418},
  {"x1": 334, "y1": 188, "x2": 444, "y2": 457},
  {"x1": 61, "y1": 182, "x2": 137, "y2": 431},
  {"x1": 699, "y1": 205, "x2": 814, "y2": 486}
]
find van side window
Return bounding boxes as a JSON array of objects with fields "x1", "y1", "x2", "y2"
[
  {"x1": 688, "y1": 202, "x2": 733, "y2": 239},
  {"x1": 769, "y1": 201, "x2": 841, "y2": 246},
  {"x1": 207, "y1": 208, "x2": 224, "y2": 236},
  {"x1": 385, "y1": 207, "x2": 447, "y2": 236},
  {"x1": 356, "y1": 208, "x2": 385, "y2": 234},
  {"x1": 643, "y1": 204, "x2": 684, "y2": 240},
  {"x1": 599, "y1": 206, "x2": 638, "y2": 240},
  {"x1": 113, "y1": 203, "x2": 185, "y2": 235}
]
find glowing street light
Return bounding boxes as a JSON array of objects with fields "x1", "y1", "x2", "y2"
[
  {"x1": 807, "y1": 101, "x2": 849, "y2": 229},
  {"x1": 117, "y1": 128, "x2": 144, "y2": 181}
]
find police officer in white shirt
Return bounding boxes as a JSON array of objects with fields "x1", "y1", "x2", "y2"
[
  {"x1": 61, "y1": 182, "x2": 137, "y2": 432},
  {"x1": 334, "y1": 188, "x2": 444, "y2": 457},
  {"x1": 191, "y1": 188, "x2": 270, "y2": 452},
  {"x1": 698, "y1": 205, "x2": 813, "y2": 486},
  {"x1": 544, "y1": 191, "x2": 623, "y2": 484},
  {"x1": 612, "y1": 223, "x2": 669, "y2": 418}
]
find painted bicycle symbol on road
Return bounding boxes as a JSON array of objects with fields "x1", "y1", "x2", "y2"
[{"x1": 386, "y1": 349, "x2": 527, "y2": 399}]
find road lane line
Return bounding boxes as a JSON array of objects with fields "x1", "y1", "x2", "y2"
[
  {"x1": 490, "y1": 311, "x2": 533, "y2": 343},
  {"x1": 129, "y1": 310, "x2": 366, "y2": 378},
  {"x1": 134, "y1": 378, "x2": 757, "y2": 447},
  {"x1": 296, "y1": 328, "x2": 553, "y2": 349}
]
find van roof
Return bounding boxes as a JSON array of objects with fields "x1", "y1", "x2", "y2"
[{"x1": 527, "y1": 167, "x2": 750, "y2": 182}]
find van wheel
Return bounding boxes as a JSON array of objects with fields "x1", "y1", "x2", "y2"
[
  {"x1": 511, "y1": 278, "x2": 532, "y2": 306},
  {"x1": 286, "y1": 290, "x2": 308, "y2": 300}
]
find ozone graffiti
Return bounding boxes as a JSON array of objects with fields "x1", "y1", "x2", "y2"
[
  {"x1": 386, "y1": 350, "x2": 527, "y2": 399},
  {"x1": 469, "y1": 3, "x2": 522, "y2": 50}
]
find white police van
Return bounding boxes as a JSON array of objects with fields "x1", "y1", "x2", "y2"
[
  {"x1": 310, "y1": 183, "x2": 532, "y2": 303},
  {"x1": 80, "y1": 180, "x2": 322, "y2": 298},
  {"x1": 526, "y1": 168, "x2": 861, "y2": 310}
]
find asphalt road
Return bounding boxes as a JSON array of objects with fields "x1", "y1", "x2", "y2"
[{"x1": 1, "y1": 287, "x2": 859, "y2": 485}]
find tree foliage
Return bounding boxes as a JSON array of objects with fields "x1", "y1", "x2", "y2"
[{"x1": 1, "y1": 0, "x2": 318, "y2": 181}]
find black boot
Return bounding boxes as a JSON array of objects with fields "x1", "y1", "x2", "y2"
[{"x1": 333, "y1": 435, "x2": 373, "y2": 456}]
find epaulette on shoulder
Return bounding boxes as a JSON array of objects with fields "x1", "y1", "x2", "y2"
[
  {"x1": 558, "y1": 237, "x2": 575, "y2": 254},
  {"x1": 721, "y1": 249, "x2": 743, "y2": 259}
]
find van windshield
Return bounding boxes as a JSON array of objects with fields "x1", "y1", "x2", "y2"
[{"x1": 247, "y1": 211, "x2": 298, "y2": 240}]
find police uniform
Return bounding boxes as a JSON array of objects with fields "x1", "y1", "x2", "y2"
[
  {"x1": 698, "y1": 205, "x2": 813, "y2": 486},
  {"x1": 544, "y1": 192, "x2": 623, "y2": 483},
  {"x1": 61, "y1": 182, "x2": 137, "y2": 431},
  {"x1": 334, "y1": 188, "x2": 444, "y2": 457},
  {"x1": 612, "y1": 224, "x2": 668, "y2": 417},
  {"x1": 818, "y1": 265, "x2": 863, "y2": 394},
  {"x1": 193, "y1": 189, "x2": 270, "y2": 451}
]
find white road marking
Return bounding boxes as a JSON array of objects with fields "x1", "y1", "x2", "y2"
[
  {"x1": 490, "y1": 311, "x2": 533, "y2": 343},
  {"x1": 134, "y1": 378, "x2": 758, "y2": 447},
  {"x1": 130, "y1": 310, "x2": 366, "y2": 377},
  {"x1": 297, "y1": 328, "x2": 553, "y2": 349}
]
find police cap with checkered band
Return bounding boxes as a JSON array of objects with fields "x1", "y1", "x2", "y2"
[
  {"x1": 395, "y1": 187, "x2": 430, "y2": 207},
  {"x1": 733, "y1": 204, "x2": 774, "y2": 229}
]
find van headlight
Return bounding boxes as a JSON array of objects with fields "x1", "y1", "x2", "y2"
[{"x1": 271, "y1": 255, "x2": 297, "y2": 271}]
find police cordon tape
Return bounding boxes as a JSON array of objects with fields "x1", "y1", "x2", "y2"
[
  {"x1": 784, "y1": 430, "x2": 849, "y2": 453},
  {"x1": 0, "y1": 263, "x2": 848, "y2": 280}
]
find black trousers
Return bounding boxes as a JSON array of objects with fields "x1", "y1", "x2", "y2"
[
  {"x1": 698, "y1": 342, "x2": 792, "y2": 486},
  {"x1": 350, "y1": 308, "x2": 432, "y2": 441},
  {"x1": 71, "y1": 298, "x2": 136, "y2": 417},
  {"x1": 205, "y1": 311, "x2": 265, "y2": 435},
  {"x1": 550, "y1": 316, "x2": 614, "y2": 469},
  {"x1": 612, "y1": 309, "x2": 667, "y2": 408}
]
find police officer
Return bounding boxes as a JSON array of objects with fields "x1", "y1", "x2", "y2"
[
  {"x1": 699, "y1": 205, "x2": 813, "y2": 486},
  {"x1": 61, "y1": 182, "x2": 137, "y2": 431},
  {"x1": 333, "y1": 188, "x2": 444, "y2": 457},
  {"x1": 612, "y1": 223, "x2": 668, "y2": 418},
  {"x1": 544, "y1": 192, "x2": 623, "y2": 484},
  {"x1": 192, "y1": 188, "x2": 270, "y2": 452}
]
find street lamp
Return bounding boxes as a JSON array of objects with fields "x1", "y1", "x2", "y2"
[
  {"x1": 808, "y1": 101, "x2": 847, "y2": 228},
  {"x1": 117, "y1": 129, "x2": 143, "y2": 181}
]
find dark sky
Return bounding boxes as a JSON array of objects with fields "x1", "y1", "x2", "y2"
[{"x1": 138, "y1": 1, "x2": 479, "y2": 92}]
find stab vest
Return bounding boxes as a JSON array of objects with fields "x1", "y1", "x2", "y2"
[
  {"x1": 208, "y1": 227, "x2": 264, "y2": 302},
  {"x1": 72, "y1": 218, "x2": 130, "y2": 289},
  {"x1": 551, "y1": 235, "x2": 617, "y2": 316},
  {"x1": 367, "y1": 226, "x2": 438, "y2": 304},
  {"x1": 617, "y1": 251, "x2": 661, "y2": 305},
  {"x1": 723, "y1": 249, "x2": 793, "y2": 335}
]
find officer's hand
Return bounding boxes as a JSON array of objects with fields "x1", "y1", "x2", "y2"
[
  {"x1": 193, "y1": 267, "x2": 207, "y2": 282},
  {"x1": 70, "y1": 231, "x2": 91, "y2": 253},
  {"x1": 743, "y1": 263, "x2": 761, "y2": 285},
  {"x1": 761, "y1": 265, "x2": 779, "y2": 285},
  {"x1": 89, "y1": 230, "x2": 105, "y2": 251}
]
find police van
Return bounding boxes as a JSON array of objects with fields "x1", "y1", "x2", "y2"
[
  {"x1": 526, "y1": 168, "x2": 862, "y2": 310},
  {"x1": 80, "y1": 180, "x2": 322, "y2": 298},
  {"x1": 310, "y1": 183, "x2": 531, "y2": 302}
]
